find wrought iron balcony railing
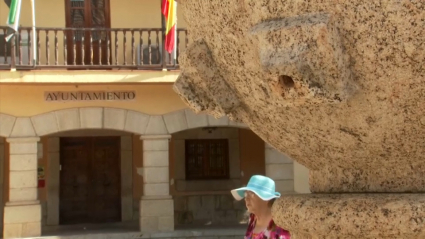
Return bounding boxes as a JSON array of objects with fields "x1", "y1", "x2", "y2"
[{"x1": 0, "y1": 27, "x2": 188, "y2": 70}]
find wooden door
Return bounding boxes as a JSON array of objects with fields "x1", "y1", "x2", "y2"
[
  {"x1": 59, "y1": 137, "x2": 121, "y2": 225},
  {"x1": 90, "y1": 137, "x2": 121, "y2": 222},
  {"x1": 59, "y1": 137, "x2": 91, "y2": 224},
  {"x1": 65, "y1": 0, "x2": 111, "y2": 66}
]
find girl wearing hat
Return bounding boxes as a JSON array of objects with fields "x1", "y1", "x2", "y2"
[{"x1": 231, "y1": 175, "x2": 291, "y2": 239}]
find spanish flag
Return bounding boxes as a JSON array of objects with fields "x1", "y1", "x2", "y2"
[{"x1": 161, "y1": 0, "x2": 177, "y2": 54}]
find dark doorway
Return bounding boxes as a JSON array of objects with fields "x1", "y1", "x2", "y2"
[{"x1": 59, "y1": 136, "x2": 121, "y2": 224}]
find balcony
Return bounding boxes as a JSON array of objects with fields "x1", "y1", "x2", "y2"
[{"x1": 0, "y1": 27, "x2": 188, "y2": 70}]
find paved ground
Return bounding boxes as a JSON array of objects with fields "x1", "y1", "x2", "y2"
[{"x1": 31, "y1": 222, "x2": 245, "y2": 239}]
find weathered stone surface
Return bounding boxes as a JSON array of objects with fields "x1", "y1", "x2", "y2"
[
  {"x1": 176, "y1": 0, "x2": 425, "y2": 192},
  {"x1": 310, "y1": 166, "x2": 425, "y2": 193},
  {"x1": 250, "y1": 13, "x2": 357, "y2": 104},
  {"x1": 174, "y1": 39, "x2": 240, "y2": 118},
  {"x1": 177, "y1": 1, "x2": 425, "y2": 236},
  {"x1": 273, "y1": 194, "x2": 425, "y2": 238}
]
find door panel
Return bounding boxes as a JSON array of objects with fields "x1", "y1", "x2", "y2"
[
  {"x1": 59, "y1": 138, "x2": 90, "y2": 224},
  {"x1": 59, "y1": 136, "x2": 121, "y2": 225},
  {"x1": 90, "y1": 137, "x2": 121, "y2": 222},
  {"x1": 65, "y1": 0, "x2": 110, "y2": 66}
]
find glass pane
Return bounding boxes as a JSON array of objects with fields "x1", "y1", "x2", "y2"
[
  {"x1": 207, "y1": 140, "x2": 227, "y2": 177},
  {"x1": 185, "y1": 140, "x2": 228, "y2": 179},
  {"x1": 91, "y1": 0, "x2": 106, "y2": 41},
  {"x1": 70, "y1": 2, "x2": 85, "y2": 42}
]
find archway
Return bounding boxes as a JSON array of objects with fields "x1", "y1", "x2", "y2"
[
  {"x1": 0, "y1": 107, "x2": 248, "y2": 138},
  {"x1": 0, "y1": 107, "x2": 250, "y2": 235}
]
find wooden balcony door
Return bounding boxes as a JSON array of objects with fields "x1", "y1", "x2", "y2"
[
  {"x1": 65, "y1": 0, "x2": 110, "y2": 66},
  {"x1": 59, "y1": 137, "x2": 121, "y2": 224}
]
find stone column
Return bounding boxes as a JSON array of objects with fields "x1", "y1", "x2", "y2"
[
  {"x1": 4, "y1": 137, "x2": 41, "y2": 239},
  {"x1": 139, "y1": 135, "x2": 174, "y2": 232},
  {"x1": 0, "y1": 138, "x2": 5, "y2": 229},
  {"x1": 293, "y1": 161, "x2": 311, "y2": 194},
  {"x1": 265, "y1": 143, "x2": 294, "y2": 193}
]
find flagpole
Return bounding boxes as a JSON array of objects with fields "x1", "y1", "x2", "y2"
[
  {"x1": 161, "y1": 0, "x2": 166, "y2": 71},
  {"x1": 173, "y1": 0, "x2": 177, "y2": 66},
  {"x1": 30, "y1": 0, "x2": 37, "y2": 66}
]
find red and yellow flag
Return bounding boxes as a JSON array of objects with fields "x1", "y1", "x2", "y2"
[{"x1": 161, "y1": 0, "x2": 177, "y2": 54}]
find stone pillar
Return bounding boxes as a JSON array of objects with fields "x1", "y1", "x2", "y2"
[
  {"x1": 265, "y1": 143, "x2": 294, "y2": 193},
  {"x1": 0, "y1": 138, "x2": 5, "y2": 229},
  {"x1": 293, "y1": 161, "x2": 311, "y2": 194},
  {"x1": 4, "y1": 137, "x2": 41, "y2": 239},
  {"x1": 139, "y1": 135, "x2": 174, "y2": 232}
]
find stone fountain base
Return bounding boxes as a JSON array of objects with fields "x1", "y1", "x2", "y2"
[
  {"x1": 273, "y1": 193, "x2": 425, "y2": 238},
  {"x1": 174, "y1": 0, "x2": 425, "y2": 237}
]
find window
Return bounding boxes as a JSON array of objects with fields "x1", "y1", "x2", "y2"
[
  {"x1": 67, "y1": 0, "x2": 108, "y2": 41},
  {"x1": 185, "y1": 139, "x2": 229, "y2": 180}
]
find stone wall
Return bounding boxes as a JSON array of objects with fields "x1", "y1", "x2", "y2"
[
  {"x1": 0, "y1": 138, "x2": 4, "y2": 229},
  {"x1": 265, "y1": 143, "x2": 294, "y2": 194},
  {"x1": 174, "y1": 194, "x2": 247, "y2": 226}
]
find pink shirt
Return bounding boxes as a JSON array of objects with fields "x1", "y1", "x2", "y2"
[{"x1": 245, "y1": 214, "x2": 291, "y2": 239}]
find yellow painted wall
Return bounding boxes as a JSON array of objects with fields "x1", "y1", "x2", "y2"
[
  {"x1": 0, "y1": 83, "x2": 187, "y2": 117},
  {"x1": 111, "y1": 0, "x2": 187, "y2": 29},
  {"x1": 0, "y1": 0, "x2": 65, "y2": 28},
  {"x1": 0, "y1": 0, "x2": 187, "y2": 29}
]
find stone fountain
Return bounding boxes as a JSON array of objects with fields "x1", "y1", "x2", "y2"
[{"x1": 173, "y1": 0, "x2": 425, "y2": 238}]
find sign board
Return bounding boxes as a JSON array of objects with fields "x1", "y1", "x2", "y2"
[{"x1": 44, "y1": 91, "x2": 136, "y2": 102}]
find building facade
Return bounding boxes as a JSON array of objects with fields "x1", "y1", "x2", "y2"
[{"x1": 0, "y1": 0, "x2": 310, "y2": 238}]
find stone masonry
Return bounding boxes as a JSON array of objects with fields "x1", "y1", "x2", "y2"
[
  {"x1": 140, "y1": 135, "x2": 174, "y2": 232},
  {"x1": 4, "y1": 137, "x2": 42, "y2": 238},
  {"x1": 265, "y1": 143, "x2": 294, "y2": 193},
  {"x1": 174, "y1": 194, "x2": 247, "y2": 226}
]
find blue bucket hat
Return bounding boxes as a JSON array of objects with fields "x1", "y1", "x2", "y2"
[{"x1": 231, "y1": 175, "x2": 281, "y2": 201}]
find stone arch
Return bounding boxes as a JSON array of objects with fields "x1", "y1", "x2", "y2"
[
  {"x1": 0, "y1": 107, "x2": 248, "y2": 138},
  {"x1": 0, "y1": 113, "x2": 16, "y2": 138}
]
